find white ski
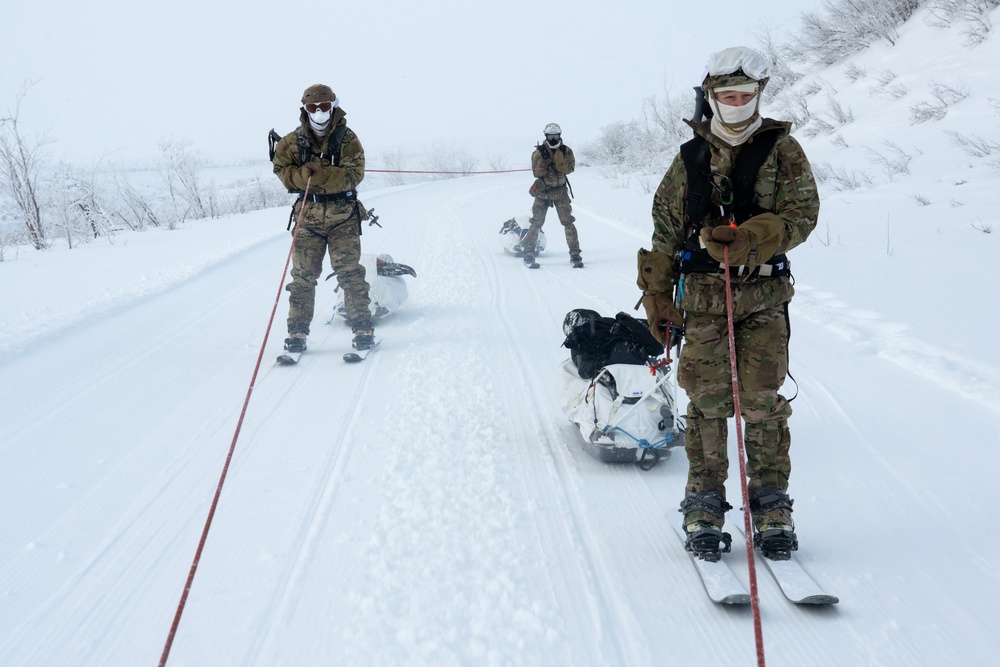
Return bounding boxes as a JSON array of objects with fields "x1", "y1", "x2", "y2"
[
  {"x1": 735, "y1": 525, "x2": 839, "y2": 605},
  {"x1": 672, "y1": 514, "x2": 750, "y2": 605}
]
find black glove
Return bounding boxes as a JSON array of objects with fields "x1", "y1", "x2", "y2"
[{"x1": 538, "y1": 144, "x2": 551, "y2": 159}]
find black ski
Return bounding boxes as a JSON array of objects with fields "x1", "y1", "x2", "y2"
[
  {"x1": 344, "y1": 336, "x2": 381, "y2": 363},
  {"x1": 276, "y1": 351, "x2": 303, "y2": 365}
]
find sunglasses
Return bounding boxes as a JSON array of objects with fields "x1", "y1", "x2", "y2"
[{"x1": 304, "y1": 101, "x2": 333, "y2": 113}]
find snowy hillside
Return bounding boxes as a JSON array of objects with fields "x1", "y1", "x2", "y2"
[{"x1": 2, "y1": 6, "x2": 999, "y2": 667}]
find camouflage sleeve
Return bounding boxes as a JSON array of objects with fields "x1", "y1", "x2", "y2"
[
  {"x1": 553, "y1": 146, "x2": 575, "y2": 175},
  {"x1": 771, "y1": 135, "x2": 819, "y2": 252},
  {"x1": 311, "y1": 127, "x2": 365, "y2": 193},
  {"x1": 531, "y1": 149, "x2": 548, "y2": 177},
  {"x1": 272, "y1": 132, "x2": 307, "y2": 192},
  {"x1": 650, "y1": 153, "x2": 688, "y2": 259}
]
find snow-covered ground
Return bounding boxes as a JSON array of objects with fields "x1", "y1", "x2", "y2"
[{"x1": 2, "y1": 7, "x2": 1000, "y2": 667}]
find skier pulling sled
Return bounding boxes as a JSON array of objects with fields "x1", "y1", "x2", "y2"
[
  {"x1": 558, "y1": 309, "x2": 685, "y2": 470},
  {"x1": 499, "y1": 216, "x2": 546, "y2": 257},
  {"x1": 328, "y1": 253, "x2": 416, "y2": 323}
]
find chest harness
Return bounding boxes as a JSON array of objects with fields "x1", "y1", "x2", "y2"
[
  {"x1": 678, "y1": 129, "x2": 790, "y2": 279},
  {"x1": 291, "y1": 124, "x2": 358, "y2": 204}
]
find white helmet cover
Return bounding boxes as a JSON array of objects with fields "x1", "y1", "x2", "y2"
[{"x1": 543, "y1": 122, "x2": 562, "y2": 135}]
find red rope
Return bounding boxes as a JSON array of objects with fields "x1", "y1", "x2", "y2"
[
  {"x1": 366, "y1": 167, "x2": 532, "y2": 174},
  {"x1": 157, "y1": 176, "x2": 313, "y2": 667},
  {"x1": 723, "y1": 242, "x2": 767, "y2": 666}
]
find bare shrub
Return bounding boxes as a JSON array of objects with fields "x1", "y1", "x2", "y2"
[
  {"x1": 803, "y1": 118, "x2": 835, "y2": 138},
  {"x1": 813, "y1": 161, "x2": 873, "y2": 190},
  {"x1": 865, "y1": 140, "x2": 913, "y2": 181},
  {"x1": 752, "y1": 28, "x2": 804, "y2": 96},
  {"x1": 108, "y1": 169, "x2": 161, "y2": 230},
  {"x1": 868, "y1": 69, "x2": 910, "y2": 100},
  {"x1": 909, "y1": 193, "x2": 931, "y2": 206},
  {"x1": 926, "y1": 0, "x2": 1000, "y2": 44},
  {"x1": 380, "y1": 148, "x2": 411, "y2": 186},
  {"x1": 910, "y1": 80, "x2": 970, "y2": 123},
  {"x1": 0, "y1": 85, "x2": 49, "y2": 249},
  {"x1": 426, "y1": 142, "x2": 479, "y2": 179},
  {"x1": 971, "y1": 217, "x2": 993, "y2": 233},
  {"x1": 945, "y1": 131, "x2": 1000, "y2": 157},
  {"x1": 831, "y1": 134, "x2": 850, "y2": 149},
  {"x1": 790, "y1": 0, "x2": 921, "y2": 66},
  {"x1": 779, "y1": 92, "x2": 814, "y2": 129},
  {"x1": 159, "y1": 138, "x2": 210, "y2": 226},
  {"x1": 844, "y1": 63, "x2": 867, "y2": 82},
  {"x1": 826, "y1": 96, "x2": 855, "y2": 125}
]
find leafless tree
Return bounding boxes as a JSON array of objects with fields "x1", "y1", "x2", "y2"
[{"x1": 0, "y1": 85, "x2": 49, "y2": 249}]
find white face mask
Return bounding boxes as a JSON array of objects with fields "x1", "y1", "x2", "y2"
[
  {"x1": 708, "y1": 82, "x2": 762, "y2": 132},
  {"x1": 308, "y1": 108, "x2": 332, "y2": 125},
  {"x1": 712, "y1": 97, "x2": 758, "y2": 127}
]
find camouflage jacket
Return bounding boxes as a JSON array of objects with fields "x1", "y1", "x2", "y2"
[
  {"x1": 272, "y1": 108, "x2": 365, "y2": 197},
  {"x1": 649, "y1": 118, "x2": 819, "y2": 314},
  {"x1": 532, "y1": 143, "x2": 575, "y2": 187}
]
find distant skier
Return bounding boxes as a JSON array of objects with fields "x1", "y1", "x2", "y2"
[
  {"x1": 521, "y1": 123, "x2": 583, "y2": 269},
  {"x1": 637, "y1": 47, "x2": 819, "y2": 560},
  {"x1": 272, "y1": 84, "x2": 375, "y2": 356}
]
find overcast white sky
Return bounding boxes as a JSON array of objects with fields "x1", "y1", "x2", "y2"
[{"x1": 2, "y1": 0, "x2": 821, "y2": 167}]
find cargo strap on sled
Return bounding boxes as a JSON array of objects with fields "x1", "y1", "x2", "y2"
[{"x1": 591, "y1": 363, "x2": 680, "y2": 470}]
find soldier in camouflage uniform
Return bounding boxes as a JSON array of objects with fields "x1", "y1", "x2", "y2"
[
  {"x1": 637, "y1": 47, "x2": 819, "y2": 561},
  {"x1": 521, "y1": 123, "x2": 583, "y2": 269},
  {"x1": 272, "y1": 84, "x2": 375, "y2": 354}
]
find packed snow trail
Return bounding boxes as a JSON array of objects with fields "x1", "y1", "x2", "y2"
[{"x1": 0, "y1": 172, "x2": 998, "y2": 666}]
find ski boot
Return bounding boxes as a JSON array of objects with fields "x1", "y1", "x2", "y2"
[
  {"x1": 749, "y1": 488, "x2": 799, "y2": 561},
  {"x1": 523, "y1": 253, "x2": 539, "y2": 269},
  {"x1": 680, "y1": 491, "x2": 734, "y2": 562},
  {"x1": 569, "y1": 249, "x2": 584, "y2": 269},
  {"x1": 283, "y1": 333, "x2": 307, "y2": 353},
  {"x1": 351, "y1": 323, "x2": 376, "y2": 351}
]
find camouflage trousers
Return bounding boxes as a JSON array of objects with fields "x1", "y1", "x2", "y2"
[
  {"x1": 286, "y1": 200, "x2": 371, "y2": 334},
  {"x1": 678, "y1": 298, "x2": 792, "y2": 503},
  {"x1": 522, "y1": 186, "x2": 579, "y2": 254}
]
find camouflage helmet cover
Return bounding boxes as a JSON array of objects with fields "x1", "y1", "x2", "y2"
[
  {"x1": 701, "y1": 46, "x2": 771, "y2": 92},
  {"x1": 302, "y1": 84, "x2": 336, "y2": 105}
]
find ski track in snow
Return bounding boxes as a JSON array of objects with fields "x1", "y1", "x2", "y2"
[
  {"x1": 793, "y1": 284, "x2": 1000, "y2": 416},
  {"x1": 2, "y1": 172, "x2": 1000, "y2": 666},
  {"x1": 0, "y1": 228, "x2": 282, "y2": 365}
]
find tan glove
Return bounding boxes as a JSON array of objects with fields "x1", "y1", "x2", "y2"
[
  {"x1": 641, "y1": 293, "x2": 683, "y2": 345},
  {"x1": 637, "y1": 248, "x2": 683, "y2": 345},
  {"x1": 700, "y1": 213, "x2": 784, "y2": 267},
  {"x1": 298, "y1": 162, "x2": 324, "y2": 182}
]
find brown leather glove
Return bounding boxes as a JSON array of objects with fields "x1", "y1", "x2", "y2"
[
  {"x1": 641, "y1": 293, "x2": 683, "y2": 345},
  {"x1": 700, "y1": 214, "x2": 784, "y2": 267}
]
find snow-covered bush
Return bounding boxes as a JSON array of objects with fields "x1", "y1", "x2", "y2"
[
  {"x1": 790, "y1": 0, "x2": 921, "y2": 65},
  {"x1": 926, "y1": 0, "x2": 1000, "y2": 44}
]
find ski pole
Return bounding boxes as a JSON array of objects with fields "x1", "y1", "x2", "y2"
[
  {"x1": 723, "y1": 233, "x2": 766, "y2": 667},
  {"x1": 158, "y1": 175, "x2": 312, "y2": 667}
]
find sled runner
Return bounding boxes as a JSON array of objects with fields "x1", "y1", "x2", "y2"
[
  {"x1": 328, "y1": 253, "x2": 416, "y2": 322},
  {"x1": 558, "y1": 309, "x2": 685, "y2": 470},
  {"x1": 498, "y1": 216, "x2": 547, "y2": 257}
]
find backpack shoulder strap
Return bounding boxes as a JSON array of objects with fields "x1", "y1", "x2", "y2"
[
  {"x1": 679, "y1": 135, "x2": 712, "y2": 226},
  {"x1": 729, "y1": 129, "x2": 781, "y2": 223},
  {"x1": 324, "y1": 124, "x2": 349, "y2": 166}
]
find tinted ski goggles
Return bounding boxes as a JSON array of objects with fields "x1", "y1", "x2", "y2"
[{"x1": 304, "y1": 101, "x2": 335, "y2": 113}]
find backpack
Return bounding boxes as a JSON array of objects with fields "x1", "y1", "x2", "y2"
[{"x1": 562, "y1": 309, "x2": 664, "y2": 379}]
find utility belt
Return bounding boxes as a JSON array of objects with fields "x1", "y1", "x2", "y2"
[
  {"x1": 294, "y1": 189, "x2": 358, "y2": 203},
  {"x1": 679, "y1": 247, "x2": 791, "y2": 279}
]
